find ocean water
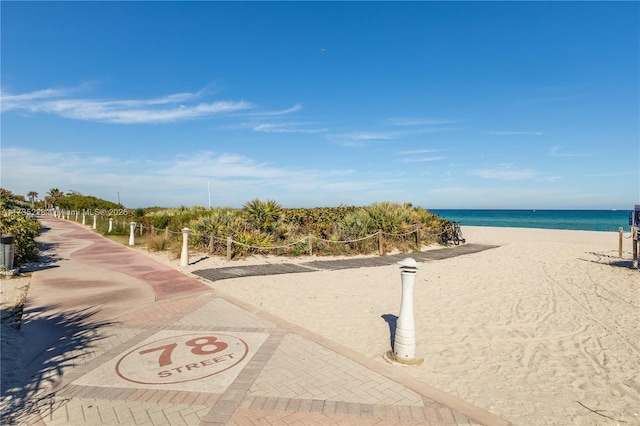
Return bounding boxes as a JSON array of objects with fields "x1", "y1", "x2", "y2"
[{"x1": 430, "y1": 209, "x2": 636, "y2": 232}]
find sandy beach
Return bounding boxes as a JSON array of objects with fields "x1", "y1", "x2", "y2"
[
  {"x1": 141, "y1": 225, "x2": 640, "y2": 425},
  {"x1": 2, "y1": 225, "x2": 638, "y2": 424}
]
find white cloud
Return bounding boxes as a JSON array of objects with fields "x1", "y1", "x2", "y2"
[
  {"x1": 470, "y1": 164, "x2": 537, "y2": 180},
  {"x1": 396, "y1": 149, "x2": 444, "y2": 155},
  {"x1": 484, "y1": 131, "x2": 543, "y2": 136},
  {"x1": 587, "y1": 171, "x2": 638, "y2": 177},
  {"x1": 549, "y1": 146, "x2": 586, "y2": 157},
  {"x1": 333, "y1": 131, "x2": 398, "y2": 141},
  {"x1": 398, "y1": 156, "x2": 446, "y2": 163},
  {"x1": 395, "y1": 148, "x2": 447, "y2": 163},
  {"x1": 389, "y1": 118, "x2": 464, "y2": 126},
  {"x1": 536, "y1": 176, "x2": 563, "y2": 182},
  {"x1": 1, "y1": 87, "x2": 253, "y2": 123},
  {"x1": 327, "y1": 131, "x2": 399, "y2": 147},
  {"x1": 249, "y1": 104, "x2": 303, "y2": 116},
  {"x1": 0, "y1": 147, "x2": 361, "y2": 207},
  {"x1": 251, "y1": 122, "x2": 327, "y2": 133},
  {"x1": 1, "y1": 88, "x2": 69, "y2": 110},
  {"x1": 329, "y1": 129, "x2": 439, "y2": 147}
]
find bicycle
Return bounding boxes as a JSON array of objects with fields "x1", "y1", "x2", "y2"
[{"x1": 450, "y1": 221, "x2": 466, "y2": 245}]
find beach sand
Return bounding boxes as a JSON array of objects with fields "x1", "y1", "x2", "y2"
[
  {"x1": 142, "y1": 226, "x2": 640, "y2": 425},
  {"x1": 3, "y1": 225, "x2": 638, "y2": 424}
]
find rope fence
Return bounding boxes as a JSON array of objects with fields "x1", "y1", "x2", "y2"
[
  {"x1": 46, "y1": 209, "x2": 640, "y2": 268},
  {"x1": 50, "y1": 209, "x2": 457, "y2": 260}
]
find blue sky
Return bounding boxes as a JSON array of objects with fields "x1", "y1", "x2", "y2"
[{"x1": 1, "y1": 2, "x2": 638, "y2": 209}]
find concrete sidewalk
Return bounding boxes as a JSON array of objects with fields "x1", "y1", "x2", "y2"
[{"x1": 5, "y1": 217, "x2": 510, "y2": 425}]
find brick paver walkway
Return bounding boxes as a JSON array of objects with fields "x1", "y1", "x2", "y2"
[{"x1": 3, "y1": 217, "x2": 510, "y2": 425}]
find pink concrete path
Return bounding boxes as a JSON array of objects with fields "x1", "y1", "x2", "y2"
[
  {"x1": 5, "y1": 217, "x2": 511, "y2": 426},
  {"x1": 61, "y1": 220, "x2": 210, "y2": 300}
]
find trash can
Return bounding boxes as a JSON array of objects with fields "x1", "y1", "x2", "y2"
[{"x1": 1, "y1": 235, "x2": 16, "y2": 270}]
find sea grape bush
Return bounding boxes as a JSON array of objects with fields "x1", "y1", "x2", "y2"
[{"x1": 0, "y1": 189, "x2": 40, "y2": 265}]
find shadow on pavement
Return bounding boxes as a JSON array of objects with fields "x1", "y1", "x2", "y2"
[
  {"x1": 19, "y1": 240, "x2": 63, "y2": 274},
  {"x1": 1, "y1": 306, "x2": 115, "y2": 425}
]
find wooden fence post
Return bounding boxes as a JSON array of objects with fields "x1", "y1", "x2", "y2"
[
  {"x1": 378, "y1": 229, "x2": 384, "y2": 256},
  {"x1": 151, "y1": 225, "x2": 155, "y2": 236},
  {"x1": 227, "y1": 236, "x2": 232, "y2": 261},
  {"x1": 165, "y1": 228, "x2": 169, "y2": 239},
  {"x1": 619, "y1": 227, "x2": 623, "y2": 258},
  {"x1": 415, "y1": 229, "x2": 421, "y2": 251},
  {"x1": 209, "y1": 233, "x2": 214, "y2": 253},
  {"x1": 139, "y1": 223, "x2": 143, "y2": 237},
  {"x1": 308, "y1": 235, "x2": 313, "y2": 256}
]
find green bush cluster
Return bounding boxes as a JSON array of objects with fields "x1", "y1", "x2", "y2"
[
  {"x1": 56, "y1": 193, "x2": 125, "y2": 213},
  {"x1": 145, "y1": 199, "x2": 450, "y2": 259},
  {"x1": 2, "y1": 187, "x2": 454, "y2": 263},
  {"x1": 0, "y1": 189, "x2": 40, "y2": 265},
  {"x1": 142, "y1": 206, "x2": 212, "y2": 230}
]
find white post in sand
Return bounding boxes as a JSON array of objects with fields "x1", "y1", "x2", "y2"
[
  {"x1": 108, "y1": 218, "x2": 113, "y2": 233},
  {"x1": 389, "y1": 258, "x2": 423, "y2": 365},
  {"x1": 82, "y1": 214, "x2": 86, "y2": 225},
  {"x1": 129, "y1": 222, "x2": 136, "y2": 246},
  {"x1": 75, "y1": 210, "x2": 79, "y2": 221},
  {"x1": 92, "y1": 215, "x2": 97, "y2": 230},
  {"x1": 180, "y1": 228, "x2": 190, "y2": 266}
]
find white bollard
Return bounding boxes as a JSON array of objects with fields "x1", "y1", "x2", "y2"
[
  {"x1": 129, "y1": 222, "x2": 136, "y2": 246},
  {"x1": 388, "y1": 258, "x2": 424, "y2": 365},
  {"x1": 180, "y1": 228, "x2": 190, "y2": 266},
  {"x1": 92, "y1": 215, "x2": 97, "y2": 229},
  {"x1": 108, "y1": 218, "x2": 113, "y2": 233},
  {"x1": 75, "y1": 211, "x2": 79, "y2": 221},
  {"x1": 82, "y1": 214, "x2": 86, "y2": 225}
]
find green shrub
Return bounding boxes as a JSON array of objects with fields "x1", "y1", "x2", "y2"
[
  {"x1": 125, "y1": 200, "x2": 451, "y2": 258},
  {"x1": 242, "y1": 198, "x2": 283, "y2": 232},
  {"x1": 0, "y1": 189, "x2": 40, "y2": 265},
  {"x1": 231, "y1": 231, "x2": 275, "y2": 259}
]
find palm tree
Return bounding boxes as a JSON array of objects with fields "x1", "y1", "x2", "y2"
[
  {"x1": 27, "y1": 191, "x2": 38, "y2": 206},
  {"x1": 47, "y1": 188, "x2": 64, "y2": 208}
]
